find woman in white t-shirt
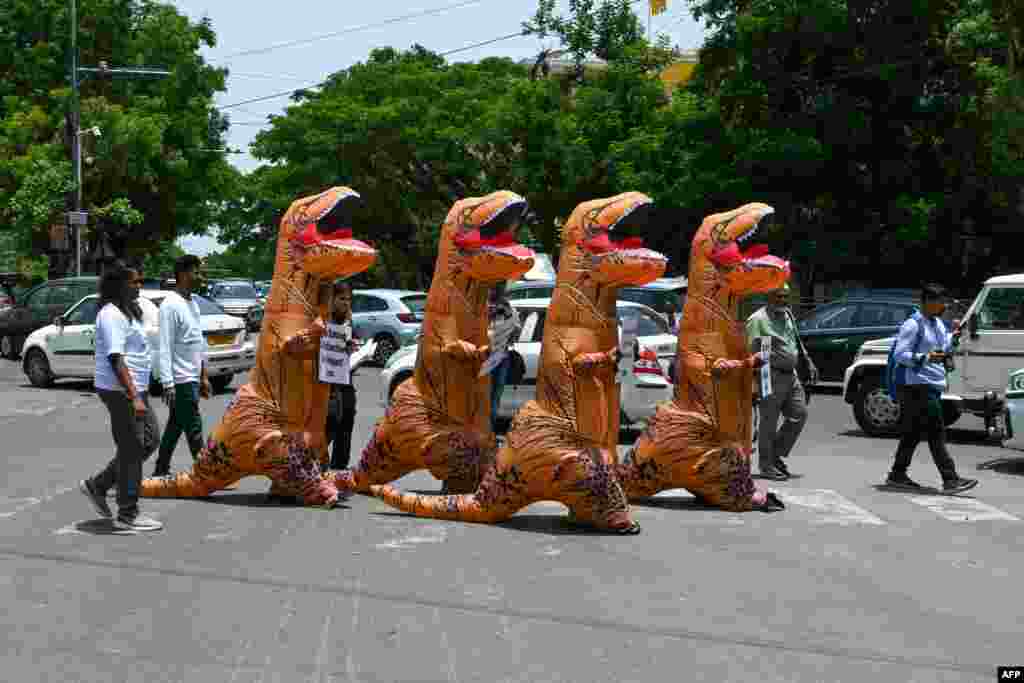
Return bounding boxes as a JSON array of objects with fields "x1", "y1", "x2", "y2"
[{"x1": 78, "y1": 262, "x2": 164, "y2": 532}]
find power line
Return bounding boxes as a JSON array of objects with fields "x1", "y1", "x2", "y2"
[
  {"x1": 216, "y1": 30, "x2": 528, "y2": 111},
  {"x1": 214, "y1": 0, "x2": 491, "y2": 60}
]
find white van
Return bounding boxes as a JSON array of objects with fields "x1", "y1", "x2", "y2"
[{"x1": 843, "y1": 273, "x2": 1024, "y2": 440}]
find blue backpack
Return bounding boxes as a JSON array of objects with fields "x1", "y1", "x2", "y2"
[{"x1": 885, "y1": 312, "x2": 925, "y2": 400}]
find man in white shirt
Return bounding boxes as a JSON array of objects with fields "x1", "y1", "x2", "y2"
[{"x1": 152, "y1": 255, "x2": 212, "y2": 478}]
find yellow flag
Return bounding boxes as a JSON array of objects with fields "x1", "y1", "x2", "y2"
[{"x1": 649, "y1": 0, "x2": 667, "y2": 15}]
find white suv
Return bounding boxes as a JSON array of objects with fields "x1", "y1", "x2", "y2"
[
  {"x1": 379, "y1": 299, "x2": 676, "y2": 430},
  {"x1": 21, "y1": 290, "x2": 256, "y2": 393},
  {"x1": 843, "y1": 273, "x2": 1024, "y2": 439}
]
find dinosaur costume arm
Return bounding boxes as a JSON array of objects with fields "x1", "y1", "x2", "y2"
[
  {"x1": 442, "y1": 339, "x2": 490, "y2": 363},
  {"x1": 283, "y1": 318, "x2": 327, "y2": 359},
  {"x1": 571, "y1": 347, "x2": 620, "y2": 374}
]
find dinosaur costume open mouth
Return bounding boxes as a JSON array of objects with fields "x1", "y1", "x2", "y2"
[
  {"x1": 293, "y1": 192, "x2": 377, "y2": 278},
  {"x1": 454, "y1": 196, "x2": 535, "y2": 281},
  {"x1": 709, "y1": 207, "x2": 788, "y2": 273},
  {"x1": 583, "y1": 201, "x2": 663, "y2": 260}
]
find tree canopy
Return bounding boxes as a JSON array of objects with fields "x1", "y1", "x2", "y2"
[{"x1": 0, "y1": 0, "x2": 239, "y2": 277}]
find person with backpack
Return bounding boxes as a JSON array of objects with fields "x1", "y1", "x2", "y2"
[{"x1": 884, "y1": 283, "x2": 978, "y2": 493}]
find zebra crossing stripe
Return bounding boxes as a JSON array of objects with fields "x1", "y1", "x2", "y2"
[
  {"x1": 775, "y1": 488, "x2": 887, "y2": 525},
  {"x1": 908, "y1": 496, "x2": 1021, "y2": 522}
]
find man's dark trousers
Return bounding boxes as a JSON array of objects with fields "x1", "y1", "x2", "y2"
[
  {"x1": 326, "y1": 384, "x2": 357, "y2": 470},
  {"x1": 153, "y1": 381, "x2": 204, "y2": 475},
  {"x1": 892, "y1": 384, "x2": 958, "y2": 480}
]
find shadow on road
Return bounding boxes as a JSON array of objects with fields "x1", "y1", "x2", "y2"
[
  {"x1": 20, "y1": 379, "x2": 95, "y2": 393},
  {"x1": 629, "y1": 495, "x2": 719, "y2": 511},
  {"x1": 838, "y1": 428, "x2": 994, "y2": 446},
  {"x1": 976, "y1": 455, "x2": 1024, "y2": 476},
  {"x1": 66, "y1": 519, "x2": 133, "y2": 535},
  {"x1": 368, "y1": 510, "x2": 645, "y2": 536},
  {"x1": 193, "y1": 492, "x2": 353, "y2": 509}
]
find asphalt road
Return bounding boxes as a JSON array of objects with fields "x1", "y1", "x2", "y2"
[{"x1": 1, "y1": 351, "x2": 1022, "y2": 682}]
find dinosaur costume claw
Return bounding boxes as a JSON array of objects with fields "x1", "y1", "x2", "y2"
[
  {"x1": 140, "y1": 187, "x2": 377, "y2": 504},
  {"x1": 617, "y1": 203, "x2": 791, "y2": 511},
  {"x1": 338, "y1": 192, "x2": 535, "y2": 496},
  {"x1": 372, "y1": 193, "x2": 666, "y2": 532}
]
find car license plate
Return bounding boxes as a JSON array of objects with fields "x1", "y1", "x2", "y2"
[{"x1": 206, "y1": 333, "x2": 235, "y2": 347}]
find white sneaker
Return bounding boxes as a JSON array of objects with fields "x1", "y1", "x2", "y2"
[{"x1": 112, "y1": 515, "x2": 163, "y2": 532}]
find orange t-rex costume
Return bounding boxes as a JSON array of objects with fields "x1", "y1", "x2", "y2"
[
  {"x1": 140, "y1": 187, "x2": 377, "y2": 506},
  {"x1": 616, "y1": 203, "x2": 790, "y2": 511},
  {"x1": 371, "y1": 192, "x2": 666, "y2": 532},
  {"x1": 335, "y1": 191, "x2": 535, "y2": 495}
]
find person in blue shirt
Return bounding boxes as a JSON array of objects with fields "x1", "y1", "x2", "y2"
[{"x1": 885, "y1": 283, "x2": 978, "y2": 493}]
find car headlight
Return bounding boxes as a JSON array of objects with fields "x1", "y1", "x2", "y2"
[{"x1": 1009, "y1": 373, "x2": 1024, "y2": 392}]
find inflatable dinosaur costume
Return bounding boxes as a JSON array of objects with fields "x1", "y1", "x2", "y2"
[
  {"x1": 336, "y1": 191, "x2": 535, "y2": 495},
  {"x1": 616, "y1": 203, "x2": 790, "y2": 511},
  {"x1": 371, "y1": 192, "x2": 666, "y2": 532},
  {"x1": 141, "y1": 187, "x2": 377, "y2": 506}
]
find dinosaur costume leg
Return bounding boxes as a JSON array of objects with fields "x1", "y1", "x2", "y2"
[
  {"x1": 336, "y1": 377, "x2": 497, "y2": 494},
  {"x1": 141, "y1": 387, "x2": 342, "y2": 507},
  {"x1": 618, "y1": 406, "x2": 761, "y2": 511}
]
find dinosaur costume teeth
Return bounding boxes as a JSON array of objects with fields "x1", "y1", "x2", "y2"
[
  {"x1": 334, "y1": 191, "x2": 536, "y2": 496},
  {"x1": 140, "y1": 187, "x2": 377, "y2": 506},
  {"x1": 371, "y1": 192, "x2": 667, "y2": 533},
  {"x1": 616, "y1": 203, "x2": 792, "y2": 511}
]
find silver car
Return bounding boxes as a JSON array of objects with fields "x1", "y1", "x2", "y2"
[
  {"x1": 351, "y1": 289, "x2": 426, "y2": 365},
  {"x1": 208, "y1": 280, "x2": 265, "y2": 333}
]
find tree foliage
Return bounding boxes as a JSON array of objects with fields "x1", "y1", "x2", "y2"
[
  {"x1": 222, "y1": 0, "x2": 1022, "y2": 295},
  {"x1": 0, "y1": 0, "x2": 239, "y2": 277}
]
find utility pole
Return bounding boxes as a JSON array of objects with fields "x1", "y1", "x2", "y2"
[
  {"x1": 70, "y1": 0, "x2": 81, "y2": 277},
  {"x1": 67, "y1": 0, "x2": 170, "y2": 276}
]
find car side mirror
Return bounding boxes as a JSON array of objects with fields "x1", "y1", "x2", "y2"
[
  {"x1": 54, "y1": 316, "x2": 64, "y2": 328},
  {"x1": 968, "y1": 314, "x2": 979, "y2": 339}
]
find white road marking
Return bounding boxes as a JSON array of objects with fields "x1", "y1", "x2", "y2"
[
  {"x1": 909, "y1": 496, "x2": 1021, "y2": 522},
  {"x1": 374, "y1": 524, "x2": 448, "y2": 549},
  {"x1": 775, "y1": 488, "x2": 887, "y2": 525},
  {"x1": 0, "y1": 484, "x2": 76, "y2": 519}
]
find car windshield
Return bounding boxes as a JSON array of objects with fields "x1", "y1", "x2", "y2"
[
  {"x1": 193, "y1": 295, "x2": 227, "y2": 316},
  {"x1": 401, "y1": 294, "x2": 427, "y2": 314},
  {"x1": 618, "y1": 306, "x2": 671, "y2": 336},
  {"x1": 213, "y1": 283, "x2": 258, "y2": 299},
  {"x1": 619, "y1": 287, "x2": 685, "y2": 316}
]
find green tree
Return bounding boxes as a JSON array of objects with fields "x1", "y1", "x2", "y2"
[{"x1": 0, "y1": 0, "x2": 238, "y2": 276}]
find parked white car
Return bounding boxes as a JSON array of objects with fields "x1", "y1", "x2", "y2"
[
  {"x1": 843, "y1": 273, "x2": 1024, "y2": 439},
  {"x1": 1003, "y1": 367, "x2": 1024, "y2": 450},
  {"x1": 379, "y1": 299, "x2": 677, "y2": 430},
  {"x1": 21, "y1": 290, "x2": 256, "y2": 393}
]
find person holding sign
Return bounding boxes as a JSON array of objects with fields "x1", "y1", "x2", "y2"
[
  {"x1": 745, "y1": 283, "x2": 816, "y2": 480},
  {"x1": 321, "y1": 281, "x2": 359, "y2": 469},
  {"x1": 485, "y1": 285, "x2": 521, "y2": 433}
]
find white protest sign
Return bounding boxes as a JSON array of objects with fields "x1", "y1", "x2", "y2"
[
  {"x1": 319, "y1": 322, "x2": 352, "y2": 384},
  {"x1": 758, "y1": 336, "x2": 772, "y2": 398}
]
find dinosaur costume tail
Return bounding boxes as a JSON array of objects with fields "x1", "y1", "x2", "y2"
[
  {"x1": 369, "y1": 485, "x2": 512, "y2": 524},
  {"x1": 141, "y1": 469, "x2": 233, "y2": 498}
]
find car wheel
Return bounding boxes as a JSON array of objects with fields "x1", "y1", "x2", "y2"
[
  {"x1": 373, "y1": 334, "x2": 398, "y2": 366},
  {"x1": 388, "y1": 371, "x2": 412, "y2": 402},
  {"x1": 210, "y1": 374, "x2": 233, "y2": 393},
  {"x1": 24, "y1": 349, "x2": 54, "y2": 388},
  {"x1": 1, "y1": 334, "x2": 16, "y2": 359},
  {"x1": 853, "y1": 374, "x2": 901, "y2": 436}
]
